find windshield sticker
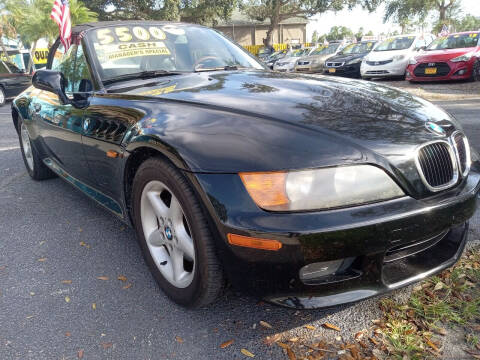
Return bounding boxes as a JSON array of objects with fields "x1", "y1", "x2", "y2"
[
  {"x1": 162, "y1": 25, "x2": 185, "y2": 36},
  {"x1": 98, "y1": 41, "x2": 171, "y2": 61},
  {"x1": 96, "y1": 26, "x2": 167, "y2": 45},
  {"x1": 470, "y1": 33, "x2": 478, "y2": 38},
  {"x1": 115, "y1": 27, "x2": 133, "y2": 42}
]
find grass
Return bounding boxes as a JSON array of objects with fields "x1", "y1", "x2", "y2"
[{"x1": 280, "y1": 246, "x2": 480, "y2": 359}]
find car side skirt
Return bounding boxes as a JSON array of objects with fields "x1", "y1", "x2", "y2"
[{"x1": 43, "y1": 157, "x2": 125, "y2": 219}]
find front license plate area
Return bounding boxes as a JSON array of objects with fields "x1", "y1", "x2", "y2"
[
  {"x1": 425, "y1": 67, "x2": 437, "y2": 75},
  {"x1": 329, "y1": 68, "x2": 336, "y2": 73}
]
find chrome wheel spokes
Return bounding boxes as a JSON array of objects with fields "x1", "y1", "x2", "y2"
[
  {"x1": 140, "y1": 180, "x2": 195, "y2": 288},
  {"x1": 21, "y1": 123, "x2": 34, "y2": 171}
]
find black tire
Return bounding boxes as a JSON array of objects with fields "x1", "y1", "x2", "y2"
[
  {"x1": 0, "y1": 86, "x2": 5, "y2": 107},
  {"x1": 132, "y1": 157, "x2": 224, "y2": 308},
  {"x1": 17, "y1": 117, "x2": 56, "y2": 180},
  {"x1": 471, "y1": 60, "x2": 480, "y2": 82}
]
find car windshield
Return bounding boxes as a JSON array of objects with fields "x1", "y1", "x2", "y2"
[
  {"x1": 291, "y1": 49, "x2": 308, "y2": 57},
  {"x1": 0, "y1": 60, "x2": 24, "y2": 73},
  {"x1": 374, "y1": 36, "x2": 415, "y2": 51},
  {"x1": 426, "y1": 33, "x2": 480, "y2": 50},
  {"x1": 86, "y1": 24, "x2": 263, "y2": 81},
  {"x1": 311, "y1": 43, "x2": 339, "y2": 55},
  {"x1": 338, "y1": 42, "x2": 375, "y2": 55}
]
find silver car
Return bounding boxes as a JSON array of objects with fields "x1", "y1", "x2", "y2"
[{"x1": 295, "y1": 42, "x2": 345, "y2": 73}]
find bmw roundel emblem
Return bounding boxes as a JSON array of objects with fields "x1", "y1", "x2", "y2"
[
  {"x1": 425, "y1": 121, "x2": 446, "y2": 136},
  {"x1": 164, "y1": 226, "x2": 173, "y2": 240}
]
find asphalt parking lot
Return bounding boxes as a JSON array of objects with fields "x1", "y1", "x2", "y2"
[{"x1": 0, "y1": 96, "x2": 479, "y2": 360}]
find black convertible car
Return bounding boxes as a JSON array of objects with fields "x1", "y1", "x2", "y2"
[{"x1": 12, "y1": 21, "x2": 479, "y2": 309}]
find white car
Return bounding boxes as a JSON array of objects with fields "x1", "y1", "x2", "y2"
[
  {"x1": 273, "y1": 48, "x2": 314, "y2": 72},
  {"x1": 360, "y1": 34, "x2": 435, "y2": 79}
]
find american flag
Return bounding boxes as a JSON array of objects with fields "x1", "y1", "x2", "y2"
[
  {"x1": 50, "y1": 0, "x2": 72, "y2": 50},
  {"x1": 440, "y1": 24, "x2": 449, "y2": 37}
]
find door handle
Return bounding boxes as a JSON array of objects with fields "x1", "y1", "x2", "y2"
[{"x1": 34, "y1": 103, "x2": 42, "y2": 113}]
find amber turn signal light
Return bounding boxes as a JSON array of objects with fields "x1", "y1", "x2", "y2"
[
  {"x1": 227, "y1": 233, "x2": 282, "y2": 251},
  {"x1": 239, "y1": 172, "x2": 289, "y2": 210},
  {"x1": 106, "y1": 150, "x2": 119, "y2": 158}
]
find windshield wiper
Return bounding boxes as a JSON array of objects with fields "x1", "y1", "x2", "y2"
[
  {"x1": 194, "y1": 65, "x2": 245, "y2": 72},
  {"x1": 103, "y1": 70, "x2": 183, "y2": 85}
]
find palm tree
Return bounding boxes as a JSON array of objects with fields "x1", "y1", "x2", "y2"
[
  {"x1": 0, "y1": 13, "x2": 17, "y2": 58},
  {"x1": 1, "y1": 0, "x2": 97, "y2": 70}
]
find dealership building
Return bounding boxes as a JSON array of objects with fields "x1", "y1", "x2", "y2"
[{"x1": 215, "y1": 10, "x2": 308, "y2": 46}]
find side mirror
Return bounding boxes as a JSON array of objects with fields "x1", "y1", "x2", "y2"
[{"x1": 32, "y1": 69, "x2": 71, "y2": 105}]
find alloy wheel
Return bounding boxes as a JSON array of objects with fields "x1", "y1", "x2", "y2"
[
  {"x1": 21, "y1": 123, "x2": 34, "y2": 171},
  {"x1": 140, "y1": 180, "x2": 195, "y2": 288},
  {"x1": 0, "y1": 88, "x2": 5, "y2": 106}
]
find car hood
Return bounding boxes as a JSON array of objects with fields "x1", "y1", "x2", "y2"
[
  {"x1": 277, "y1": 56, "x2": 300, "y2": 64},
  {"x1": 119, "y1": 70, "x2": 460, "y2": 192},
  {"x1": 122, "y1": 70, "x2": 455, "y2": 147},
  {"x1": 413, "y1": 47, "x2": 478, "y2": 62},
  {"x1": 366, "y1": 48, "x2": 412, "y2": 61},
  {"x1": 327, "y1": 53, "x2": 369, "y2": 62},
  {"x1": 299, "y1": 54, "x2": 333, "y2": 62}
]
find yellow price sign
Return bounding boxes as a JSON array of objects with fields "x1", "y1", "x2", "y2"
[{"x1": 33, "y1": 48, "x2": 49, "y2": 64}]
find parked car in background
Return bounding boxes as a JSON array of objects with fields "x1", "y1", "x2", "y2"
[
  {"x1": 324, "y1": 40, "x2": 377, "y2": 78},
  {"x1": 295, "y1": 42, "x2": 344, "y2": 73},
  {"x1": 273, "y1": 47, "x2": 314, "y2": 72},
  {"x1": 406, "y1": 31, "x2": 480, "y2": 82},
  {"x1": 258, "y1": 45, "x2": 276, "y2": 61},
  {"x1": 361, "y1": 34, "x2": 435, "y2": 79},
  {"x1": 264, "y1": 49, "x2": 288, "y2": 69},
  {"x1": 0, "y1": 50, "x2": 33, "y2": 106}
]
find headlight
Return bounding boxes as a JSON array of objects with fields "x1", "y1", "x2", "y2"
[
  {"x1": 240, "y1": 165, "x2": 404, "y2": 211},
  {"x1": 451, "y1": 52, "x2": 474, "y2": 62},
  {"x1": 393, "y1": 55, "x2": 405, "y2": 61},
  {"x1": 409, "y1": 57, "x2": 417, "y2": 65},
  {"x1": 347, "y1": 58, "x2": 362, "y2": 65}
]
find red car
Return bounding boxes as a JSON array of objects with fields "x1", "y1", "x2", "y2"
[{"x1": 406, "y1": 31, "x2": 480, "y2": 82}]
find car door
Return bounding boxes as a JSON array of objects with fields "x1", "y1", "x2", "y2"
[
  {"x1": 0, "y1": 60, "x2": 32, "y2": 98},
  {"x1": 33, "y1": 42, "x2": 91, "y2": 181}
]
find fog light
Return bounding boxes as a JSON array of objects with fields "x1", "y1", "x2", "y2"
[
  {"x1": 455, "y1": 69, "x2": 466, "y2": 76},
  {"x1": 299, "y1": 257, "x2": 355, "y2": 281}
]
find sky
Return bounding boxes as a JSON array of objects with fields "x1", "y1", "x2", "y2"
[{"x1": 307, "y1": 0, "x2": 480, "y2": 39}]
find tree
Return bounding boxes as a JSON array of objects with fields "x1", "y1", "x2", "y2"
[
  {"x1": 242, "y1": 0, "x2": 382, "y2": 47},
  {"x1": 384, "y1": 0, "x2": 460, "y2": 33},
  {"x1": 354, "y1": 27, "x2": 364, "y2": 41},
  {"x1": 1, "y1": 0, "x2": 97, "y2": 70},
  {"x1": 82, "y1": 0, "x2": 235, "y2": 26},
  {"x1": 81, "y1": 0, "x2": 160, "y2": 20},
  {"x1": 311, "y1": 30, "x2": 318, "y2": 43},
  {"x1": 0, "y1": 13, "x2": 16, "y2": 58},
  {"x1": 456, "y1": 15, "x2": 480, "y2": 32},
  {"x1": 326, "y1": 25, "x2": 353, "y2": 41}
]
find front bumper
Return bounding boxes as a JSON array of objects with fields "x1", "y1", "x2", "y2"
[
  {"x1": 295, "y1": 63, "x2": 323, "y2": 73},
  {"x1": 273, "y1": 64, "x2": 295, "y2": 72},
  {"x1": 406, "y1": 61, "x2": 474, "y2": 82},
  {"x1": 191, "y1": 170, "x2": 480, "y2": 309},
  {"x1": 325, "y1": 63, "x2": 362, "y2": 78},
  {"x1": 361, "y1": 60, "x2": 408, "y2": 78}
]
